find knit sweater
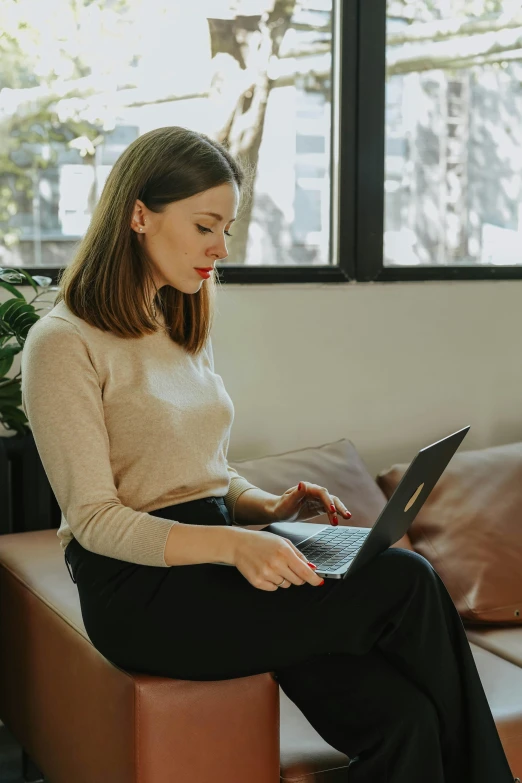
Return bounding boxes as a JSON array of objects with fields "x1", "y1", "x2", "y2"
[{"x1": 20, "y1": 299, "x2": 258, "y2": 567}]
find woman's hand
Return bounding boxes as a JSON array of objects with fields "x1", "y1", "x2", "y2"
[
  {"x1": 270, "y1": 481, "x2": 352, "y2": 526},
  {"x1": 230, "y1": 528, "x2": 326, "y2": 591}
]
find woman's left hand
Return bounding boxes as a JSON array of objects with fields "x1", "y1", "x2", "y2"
[{"x1": 270, "y1": 481, "x2": 352, "y2": 526}]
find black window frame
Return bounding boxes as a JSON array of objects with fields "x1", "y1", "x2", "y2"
[
  {"x1": 357, "y1": 0, "x2": 522, "y2": 283},
  {"x1": 9, "y1": 0, "x2": 522, "y2": 287}
]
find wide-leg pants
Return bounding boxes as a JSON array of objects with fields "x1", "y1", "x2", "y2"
[{"x1": 64, "y1": 496, "x2": 514, "y2": 782}]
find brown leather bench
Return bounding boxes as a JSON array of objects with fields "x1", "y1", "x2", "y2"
[{"x1": 0, "y1": 530, "x2": 520, "y2": 782}]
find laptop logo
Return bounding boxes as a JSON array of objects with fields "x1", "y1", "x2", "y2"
[{"x1": 404, "y1": 483, "x2": 424, "y2": 512}]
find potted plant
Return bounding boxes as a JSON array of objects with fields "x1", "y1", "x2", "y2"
[
  {"x1": 0, "y1": 268, "x2": 61, "y2": 533},
  {"x1": 0, "y1": 267, "x2": 58, "y2": 436}
]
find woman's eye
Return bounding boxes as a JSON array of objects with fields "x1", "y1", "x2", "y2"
[{"x1": 196, "y1": 224, "x2": 233, "y2": 237}]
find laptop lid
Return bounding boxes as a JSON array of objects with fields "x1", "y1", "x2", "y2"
[{"x1": 267, "y1": 425, "x2": 470, "y2": 578}]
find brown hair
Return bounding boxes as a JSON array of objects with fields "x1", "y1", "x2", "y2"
[{"x1": 54, "y1": 126, "x2": 247, "y2": 354}]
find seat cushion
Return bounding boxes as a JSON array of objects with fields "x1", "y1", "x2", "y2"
[
  {"x1": 466, "y1": 625, "x2": 522, "y2": 668},
  {"x1": 229, "y1": 438, "x2": 413, "y2": 550},
  {"x1": 469, "y1": 642, "x2": 522, "y2": 777},
  {"x1": 0, "y1": 531, "x2": 279, "y2": 783},
  {"x1": 377, "y1": 441, "x2": 522, "y2": 623},
  {"x1": 279, "y1": 688, "x2": 350, "y2": 782},
  {"x1": 0, "y1": 528, "x2": 86, "y2": 637}
]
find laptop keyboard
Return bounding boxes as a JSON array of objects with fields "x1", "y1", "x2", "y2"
[{"x1": 299, "y1": 527, "x2": 371, "y2": 571}]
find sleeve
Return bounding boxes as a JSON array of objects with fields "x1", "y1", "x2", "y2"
[
  {"x1": 21, "y1": 318, "x2": 177, "y2": 567},
  {"x1": 223, "y1": 465, "x2": 258, "y2": 525},
  {"x1": 205, "y1": 337, "x2": 258, "y2": 524}
]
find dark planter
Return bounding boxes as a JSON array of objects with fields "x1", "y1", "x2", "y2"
[{"x1": 0, "y1": 432, "x2": 61, "y2": 535}]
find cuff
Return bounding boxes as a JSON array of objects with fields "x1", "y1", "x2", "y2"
[{"x1": 224, "y1": 476, "x2": 258, "y2": 524}]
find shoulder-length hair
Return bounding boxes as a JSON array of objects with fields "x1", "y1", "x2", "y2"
[{"x1": 54, "y1": 126, "x2": 247, "y2": 355}]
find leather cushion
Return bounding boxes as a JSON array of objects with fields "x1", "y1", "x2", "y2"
[
  {"x1": 377, "y1": 441, "x2": 522, "y2": 624},
  {"x1": 466, "y1": 625, "x2": 522, "y2": 669},
  {"x1": 0, "y1": 531, "x2": 281, "y2": 783},
  {"x1": 467, "y1": 643, "x2": 522, "y2": 776},
  {"x1": 229, "y1": 438, "x2": 413, "y2": 550}
]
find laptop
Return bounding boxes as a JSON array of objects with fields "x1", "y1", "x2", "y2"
[{"x1": 263, "y1": 426, "x2": 470, "y2": 580}]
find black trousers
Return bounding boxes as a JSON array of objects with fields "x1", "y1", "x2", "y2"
[{"x1": 64, "y1": 496, "x2": 514, "y2": 782}]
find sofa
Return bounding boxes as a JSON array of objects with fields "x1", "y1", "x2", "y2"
[{"x1": 0, "y1": 437, "x2": 520, "y2": 782}]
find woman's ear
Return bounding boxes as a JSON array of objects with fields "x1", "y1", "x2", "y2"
[{"x1": 131, "y1": 199, "x2": 147, "y2": 233}]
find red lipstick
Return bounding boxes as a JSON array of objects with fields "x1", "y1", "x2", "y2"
[{"x1": 195, "y1": 268, "x2": 213, "y2": 279}]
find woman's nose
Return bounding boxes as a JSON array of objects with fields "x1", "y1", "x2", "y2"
[{"x1": 211, "y1": 237, "x2": 228, "y2": 260}]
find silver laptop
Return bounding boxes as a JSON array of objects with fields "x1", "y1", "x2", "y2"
[{"x1": 263, "y1": 426, "x2": 470, "y2": 580}]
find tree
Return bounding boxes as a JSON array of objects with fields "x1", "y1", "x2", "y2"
[{"x1": 209, "y1": 0, "x2": 298, "y2": 263}]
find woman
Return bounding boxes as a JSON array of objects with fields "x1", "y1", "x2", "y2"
[{"x1": 21, "y1": 126, "x2": 515, "y2": 782}]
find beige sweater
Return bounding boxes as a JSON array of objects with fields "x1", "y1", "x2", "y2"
[{"x1": 21, "y1": 300, "x2": 258, "y2": 567}]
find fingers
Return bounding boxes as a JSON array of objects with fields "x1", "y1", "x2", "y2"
[
  {"x1": 284, "y1": 541, "x2": 324, "y2": 587},
  {"x1": 274, "y1": 563, "x2": 323, "y2": 588},
  {"x1": 298, "y1": 481, "x2": 352, "y2": 524}
]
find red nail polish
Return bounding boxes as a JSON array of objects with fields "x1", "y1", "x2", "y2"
[
  {"x1": 319, "y1": 579, "x2": 325, "y2": 586},
  {"x1": 298, "y1": 482, "x2": 303, "y2": 491},
  {"x1": 308, "y1": 562, "x2": 317, "y2": 569},
  {"x1": 330, "y1": 504, "x2": 335, "y2": 512},
  {"x1": 332, "y1": 517, "x2": 338, "y2": 526}
]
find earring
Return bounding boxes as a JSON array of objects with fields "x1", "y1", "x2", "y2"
[{"x1": 140, "y1": 228, "x2": 143, "y2": 232}]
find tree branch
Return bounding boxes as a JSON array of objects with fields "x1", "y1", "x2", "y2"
[
  {"x1": 389, "y1": 45, "x2": 522, "y2": 74},
  {"x1": 387, "y1": 13, "x2": 522, "y2": 46},
  {"x1": 4, "y1": 21, "x2": 522, "y2": 120},
  {"x1": 387, "y1": 26, "x2": 522, "y2": 75},
  {"x1": 273, "y1": 47, "x2": 522, "y2": 89}
]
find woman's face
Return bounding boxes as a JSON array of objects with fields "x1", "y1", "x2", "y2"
[{"x1": 131, "y1": 182, "x2": 239, "y2": 295}]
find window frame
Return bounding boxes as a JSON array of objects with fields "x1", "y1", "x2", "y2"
[
  {"x1": 358, "y1": 0, "x2": 522, "y2": 282},
  {"x1": 9, "y1": 0, "x2": 522, "y2": 286}
]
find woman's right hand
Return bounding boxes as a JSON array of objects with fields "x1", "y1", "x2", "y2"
[{"x1": 230, "y1": 528, "x2": 325, "y2": 591}]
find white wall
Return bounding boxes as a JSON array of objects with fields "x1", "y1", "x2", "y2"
[
  {"x1": 8, "y1": 279, "x2": 522, "y2": 479},
  {"x1": 211, "y1": 280, "x2": 522, "y2": 478}
]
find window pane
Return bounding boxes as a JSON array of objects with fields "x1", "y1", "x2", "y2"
[
  {"x1": 0, "y1": 0, "x2": 333, "y2": 270},
  {"x1": 384, "y1": 1, "x2": 522, "y2": 267}
]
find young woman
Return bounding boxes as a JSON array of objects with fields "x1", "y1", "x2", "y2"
[{"x1": 21, "y1": 126, "x2": 515, "y2": 782}]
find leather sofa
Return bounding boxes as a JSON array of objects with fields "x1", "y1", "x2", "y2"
[{"x1": 0, "y1": 438, "x2": 520, "y2": 782}]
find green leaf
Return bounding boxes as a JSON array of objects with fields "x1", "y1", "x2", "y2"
[
  {"x1": 0, "y1": 344, "x2": 19, "y2": 377},
  {"x1": 0, "y1": 280, "x2": 25, "y2": 300},
  {"x1": 0, "y1": 405, "x2": 29, "y2": 437},
  {"x1": 15, "y1": 268, "x2": 40, "y2": 295},
  {"x1": 0, "y1": 345, "x2": 21, "y2": 359},
  {"x1": 0, "y1": 383, "x2": 22, "y2": 405}
]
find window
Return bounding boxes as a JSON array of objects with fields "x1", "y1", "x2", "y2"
[
  {"x1": 384, "y1": 0, "x2": 522, "y2": 273},
  {"x1": 0, "y1": 0, "x2": 345, "y2": 284},
  {"x1": 2, "y1": 0, "x2": 520, "y2": 286}
]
